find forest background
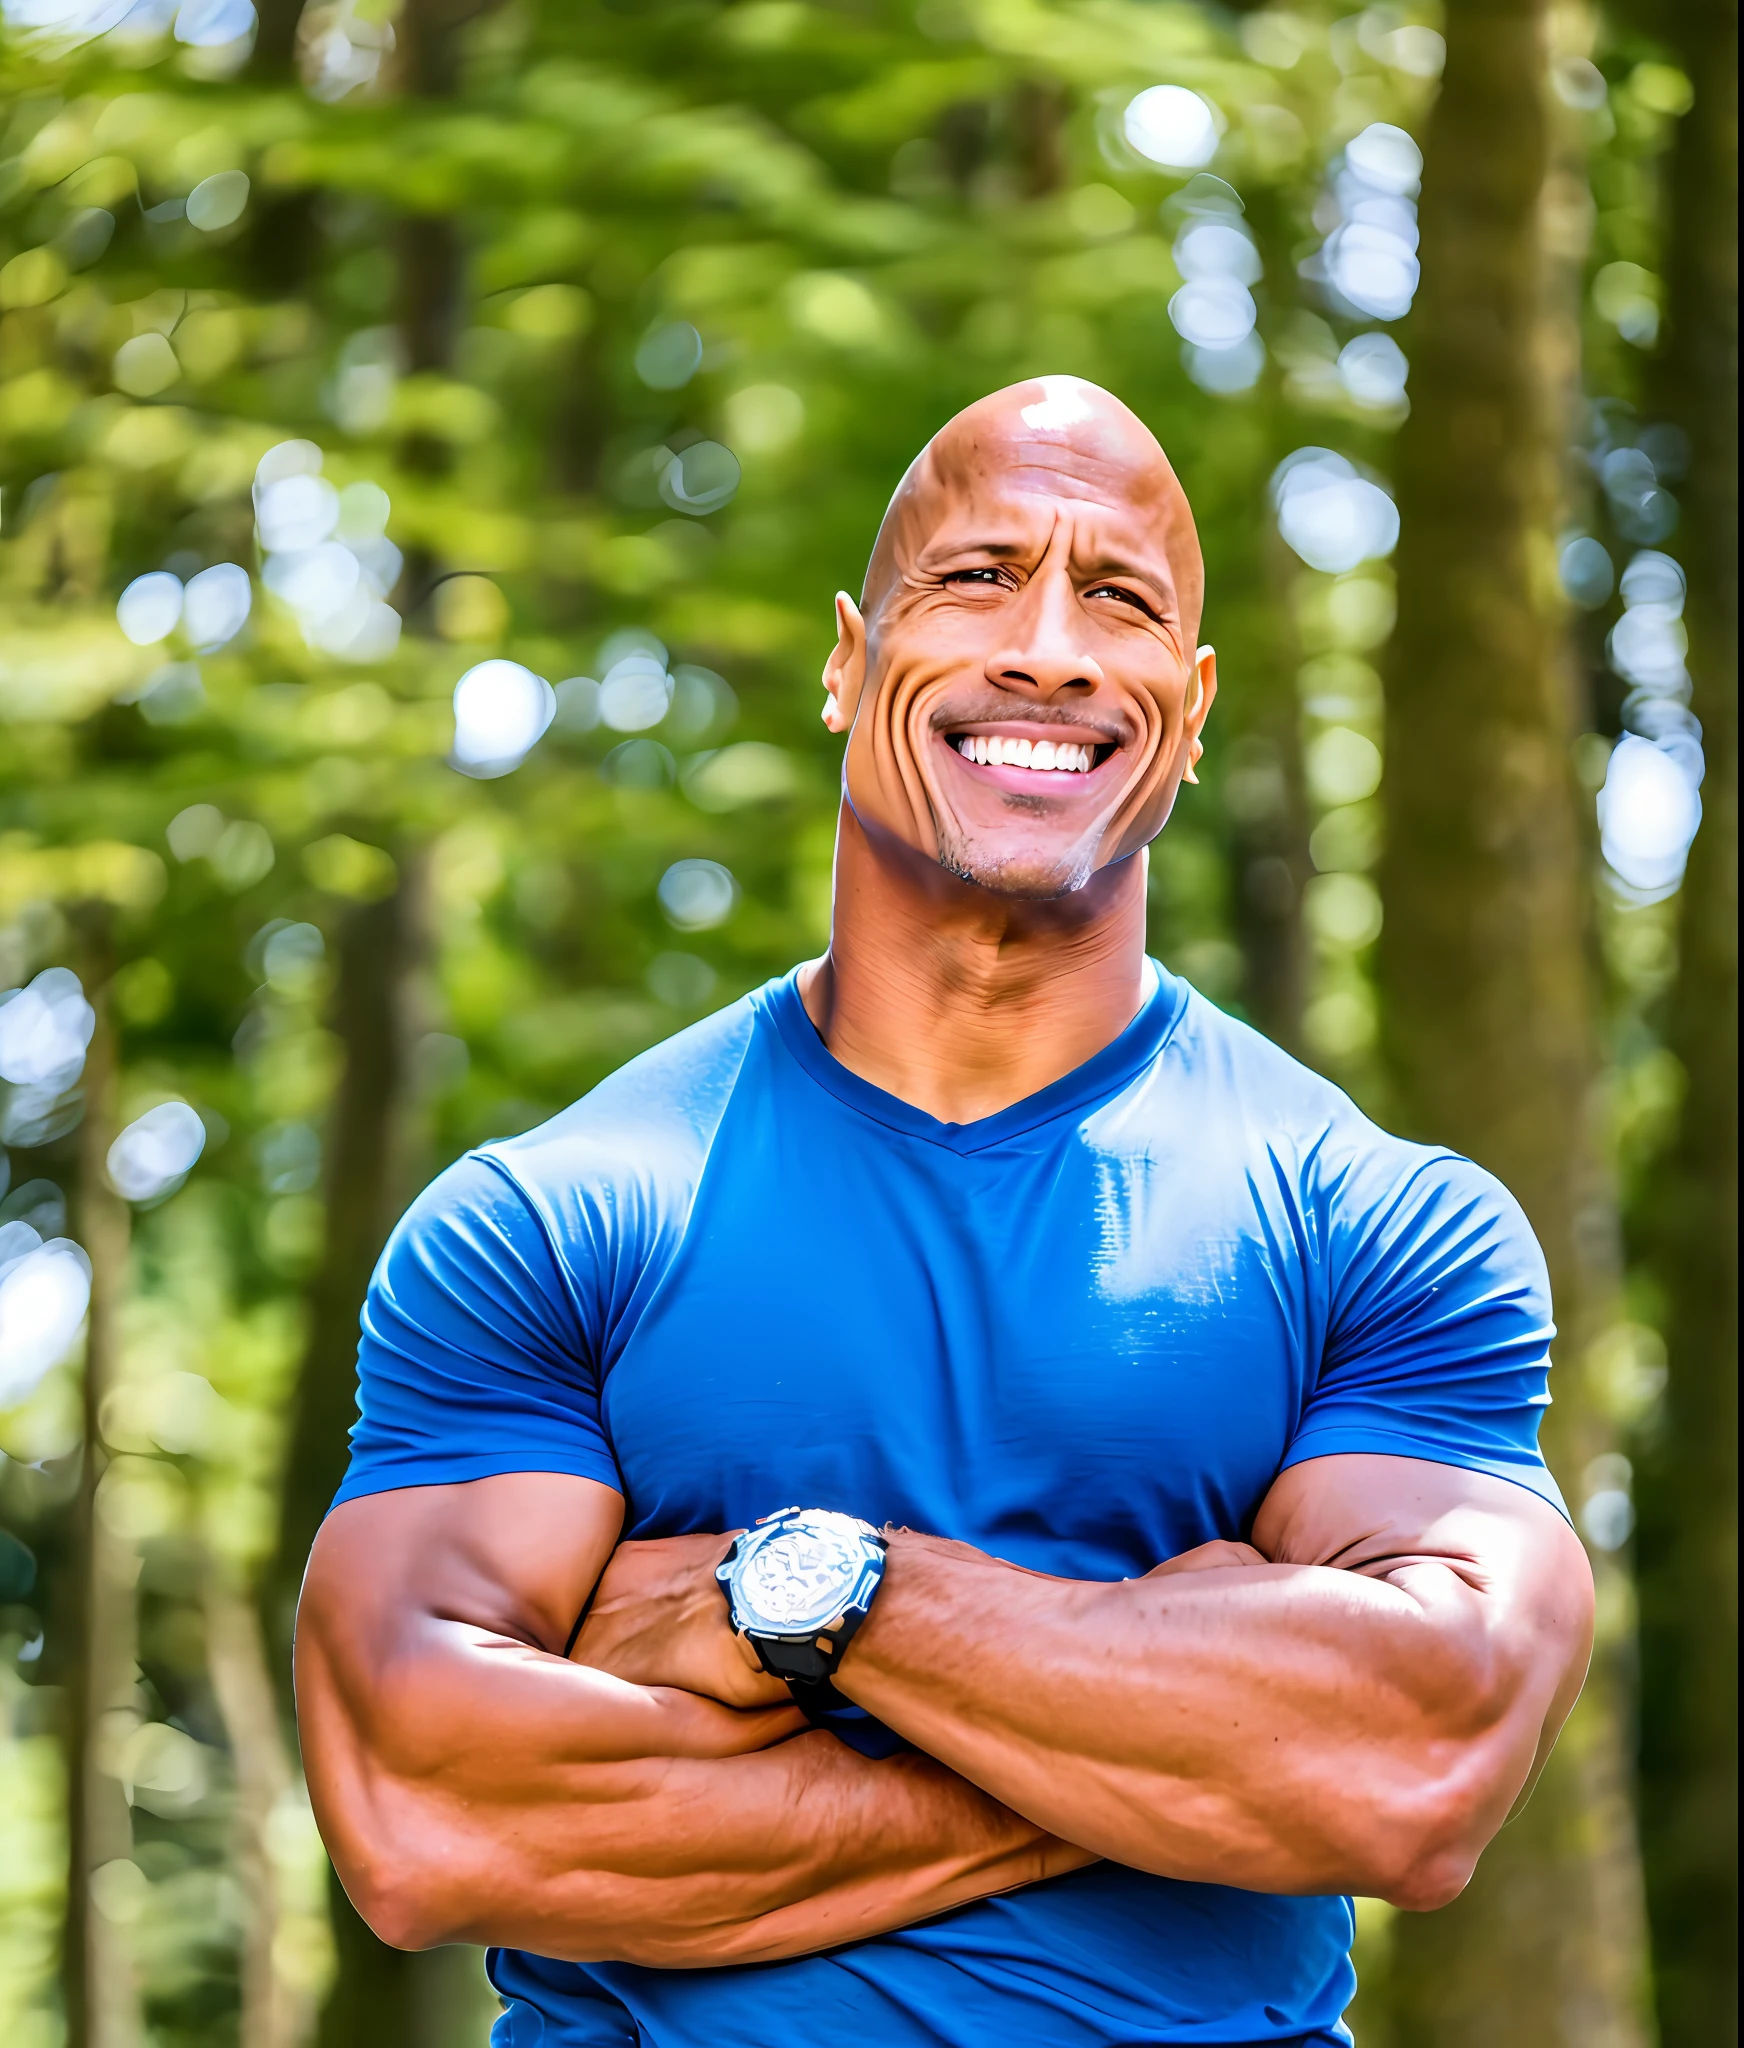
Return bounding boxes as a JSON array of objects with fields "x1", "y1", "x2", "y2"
[{"x1": 0, "y1": 0, "x2": 1734, "y2": 2043}]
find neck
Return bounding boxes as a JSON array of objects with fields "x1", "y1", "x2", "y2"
[{"x1": 798, "y1": 804, "x2": 1151, "y2": 1124}]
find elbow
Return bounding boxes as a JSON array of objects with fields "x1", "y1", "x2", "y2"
[
  {"x1": 346, "y1": 1861, "x2": 446, "y2": 1952},
  {"x1": 301, "y1": 1759, "x2": 458, "y2": 1951},
  {"x1": 1358, "y1": 1777, "x2": 1494, "y2": 1913},
  {"x1": 1374, "y1": 1841, "x2": 1477, "y2": 1914},
  {"x1": 339, "y1": 1835, "x2": 470, "y2": 1952},
  {"x1": 1357, "y1": 1648, "x2": 1558, "y2": 1912}
]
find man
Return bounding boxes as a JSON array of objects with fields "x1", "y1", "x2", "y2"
[{"x1": 297, "y1": 376, "x2": 1593, "y2": 2048}]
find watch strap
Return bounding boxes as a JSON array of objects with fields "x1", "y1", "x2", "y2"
[
  {"x1": 746, "y1": 1597, "x2": 873, "y2": 1686},
  {"x1": 720, "y1": 1515, "x2": 903, "y2": 1760},
  {"x1": 783, "y1": 1675, "x2": 911, "y2": 1761}
]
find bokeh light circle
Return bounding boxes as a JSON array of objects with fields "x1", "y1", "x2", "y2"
[
  {"x1": 107, "y1": 1102, "x2": 208, "y2": 1203},
  {"x1": 182, "y1": 563, "x2": 252, "y2": 650},
  {"x1": 1598, "y1": 734, "x2": 1702, "y2": 898},
  {"x1": 1168, "y1": 280, "x2": 1257, "y2": 349},
  {"x1": 658, "y1": 859, "x2": 738, "y2": 931},
  {"x1": 1271, "y1": 450, "x2": 1399, "y2": 574},
  {"x1": 117, "y1": 572, "x2": 184, "y2": 646},
  {"x1": 0, "y1": 1238, "x2": 93, "y2": 1409},
  {"x1": 1123, "y1": 86, "x2": 1219, "y2": 170},
  {"x1": 451, "y1": 660, "x2": 556, "y2": 777}
]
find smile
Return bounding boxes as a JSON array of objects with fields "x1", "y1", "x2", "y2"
[
  {"x1": 942, "y1": 726, "x2": 1121, "y2": 787},
  {"x1": 956, "y1": 733, "x2": 1096, "y2": 772}
]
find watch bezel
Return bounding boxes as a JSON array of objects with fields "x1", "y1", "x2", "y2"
[{"x1": 717, "y1": 1508, "x2": 887, "y2": 1645}]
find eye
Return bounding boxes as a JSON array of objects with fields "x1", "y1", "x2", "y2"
[
  {"x1": 943, "y1": 567, "x2": 1007, "y2": 587},
  {"x1": 1086, "y1": 583, "x2": 1160, "y2": 618}
]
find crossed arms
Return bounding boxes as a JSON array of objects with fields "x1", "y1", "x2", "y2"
[{"x1": 295, "y1": 1451, "x2": 1593, "y2": 1965}]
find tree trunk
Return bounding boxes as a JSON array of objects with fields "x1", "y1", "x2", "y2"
[
  {"x1": 249, "y1": 0, "x2": 307, "y2": 79},
  {"x1": 1633, "y1": 1, "x2": 1739, "y2": 2040},
  {"x1": 265, "y1": 866, "x2": 428, "y2": 2048},
  {"x1": 207, "y1": 1567, "x2": 322, "y2": 2048},
  {"x1": 63, "y1": 940, "x2": 144, "y2": 2048},
  {"x1": 269, "y1": 870, "x2": 427, "y2": 1637},
  {"x1": 1229, "y1": 637, "x2": 1310, "y2": 1053},
  {"x1": 1373, "y1": 0, "x2": 1651, "y2": 2040},
  {"x1": 280, "y1": 9, "x2": 485, "y2": 2036}
]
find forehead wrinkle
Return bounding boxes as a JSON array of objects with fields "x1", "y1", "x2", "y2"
[
  {"x1": 937, "y1": 434, "x2": 1166, "y2": 523},
  {"x1": 1001, "y1": 440, "x2": 1162, "y2": 495},
  {"x1": 917, "y1": 471, "x2": 1169, "y2": 551}
]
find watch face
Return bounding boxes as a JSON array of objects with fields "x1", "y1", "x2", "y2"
[{"x1": 738, "y1": 1512, "x2": 870, "y2": 1634}]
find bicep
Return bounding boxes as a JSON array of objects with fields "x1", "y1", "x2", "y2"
[
  {"x1": 298, "y1": 1473, "x2": 626, "y2": 1746},
  {"x1": 349, "y1": 1471, "x2": 623, "y2": 1641},
  {"x1": 1253, "y1": 1453, "x2": 1593, "y2": 1738}
]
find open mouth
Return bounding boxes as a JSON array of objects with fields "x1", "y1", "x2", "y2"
[{"x1": 943, "y1": 728, "x2": 1121, "y2": 784}]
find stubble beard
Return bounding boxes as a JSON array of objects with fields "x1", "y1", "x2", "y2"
[{"x1": 933, "y1": 816, "x2": 1101, "y2": 900}]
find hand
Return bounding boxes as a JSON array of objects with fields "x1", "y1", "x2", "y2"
[
  {"x1": 639, "y1": 1685, "x2": 814, "y2": 1757},
  {"x1": 569, "y1": 1531, "x2": 797, "y2": 1713},
  {"x1": 1141, "y1": 1539, "x2": 1269, "y2": 1578}
]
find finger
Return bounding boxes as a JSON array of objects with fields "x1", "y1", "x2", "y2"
[
  {"x1": 650, "y1": 1690, "x2": 808, "y2": 1757},
  {"x1": 1141, "y1": 1540, "x2": 1269, "y2": 1578},
  {"x1": 719, "y1": 1666, "x2": 795, "y2": 1709}
]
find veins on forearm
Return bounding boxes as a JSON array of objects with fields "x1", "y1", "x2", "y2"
[{"x1": 425, "y1": 1736, "x2": 1078, "y2": 1966}]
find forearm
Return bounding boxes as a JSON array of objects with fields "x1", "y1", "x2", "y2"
[
  {"x1": 301, "y1": 1618, "x2": 1086, "y2": 1966},
  {"x1": 430, "y1": 1730, "x2": 1076, "y2": 1966},
  {"x1": 835, "y1": 1535, "x2": 1553, "y2": 1904}
]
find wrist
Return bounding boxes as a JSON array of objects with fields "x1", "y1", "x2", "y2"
[
  {"x1": 835, "y1": 1529, "x2": 1021, "y2": 1703},
  {"x1": 716, "y1": 1508, "x2": 889, "y2": 1686},
  {"x1": 834, "y1": 1525, "x2": 916, "y2": 1683}
]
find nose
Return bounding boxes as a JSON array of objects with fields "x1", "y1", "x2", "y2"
[{"x1": 983, "y1": 559, "x2": 1105, "y2": 700}]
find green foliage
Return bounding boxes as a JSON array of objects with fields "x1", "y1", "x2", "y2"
[{"x1": 0, "y1": 0, "x2": 1712, "y2": 2041}]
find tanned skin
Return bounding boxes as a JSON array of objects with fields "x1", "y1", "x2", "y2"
[{"x1": 298, "y1": 376, "x2": 1595, "y2": 1961}]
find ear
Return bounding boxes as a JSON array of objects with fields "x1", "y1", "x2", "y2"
[
  {"x1": 821, "y1": 591, "x2": 867, "y2": 735},
  {"x1": 1182, "y1": 644, "x2": 1217, "y2": 785}
]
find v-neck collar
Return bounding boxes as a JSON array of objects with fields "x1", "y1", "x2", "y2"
[{"x1": 762, "y1": 960, "x2": 1187, "y2": 1155}]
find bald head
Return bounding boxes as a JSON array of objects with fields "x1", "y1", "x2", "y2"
[
  {"x1": 862, "y1": 377, "x2": 1203, "y2": 643},
  {"x1": 822, "y1": 374, "x2": 1217, "y2": 900}
]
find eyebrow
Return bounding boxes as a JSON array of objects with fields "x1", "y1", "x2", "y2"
[
  {"x1": 926, "y1": 540, "x2": 1167, "y2": 576},
  {"x1": 1080, "y1": 553, "x2": 1172, "y2": 590},
  {"x1": 925, "y1": 538, "x2": 1030, "y2": 560},
  {"x1": 915, "y1": 509, "x2": 1180, "y2": 600}
]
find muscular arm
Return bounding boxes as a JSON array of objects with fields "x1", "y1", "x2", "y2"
[
  {"x1": 834, "y1": 1456, "x2": 1592, "y2": 1908},
  {"x1": 295, "y1": 1473, "x2": 1089, "y2": 1966},
  {"x1": 585, "y1": 1454, "x2": 1592, "y2": 1911}
]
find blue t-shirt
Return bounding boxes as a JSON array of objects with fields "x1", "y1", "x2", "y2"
[{"x1": 334, "y1": 965, "x2": 1562, "y2": 2048}]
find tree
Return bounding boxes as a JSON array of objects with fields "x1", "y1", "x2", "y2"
[
  {"x1": 5, "y1": 2, "x2": 1709, "y2": 2042},
  {"x1": 1631, "y1": 0, "x2": 1739, "y2": 2038},
  {"x1": 1375, "y1": 0, "x2": 1652, "y2": 2041}
]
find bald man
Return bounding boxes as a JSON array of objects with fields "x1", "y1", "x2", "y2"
[{"x1": 297, "y1": 378, "x2": 1592, "y2": 2048}]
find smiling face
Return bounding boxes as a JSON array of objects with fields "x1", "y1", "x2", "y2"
[{"x1": 824, "y1": 377, "x2": 1215, "y2": 900}]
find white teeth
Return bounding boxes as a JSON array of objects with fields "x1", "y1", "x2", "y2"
[{"x1": 956, "y1": 736, "x2": 1098, "y2": 772}]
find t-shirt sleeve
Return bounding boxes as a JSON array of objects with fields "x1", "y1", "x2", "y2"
[
  {"x1": 330, "y1": 1149, "x2": 623, "y2": 1509},
  {"x1": 1280, "y1": 1142, "x2": 1568, "y2": 1518}
]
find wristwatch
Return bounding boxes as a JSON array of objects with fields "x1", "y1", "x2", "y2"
[{"x1": 716, "y1": 1507, "x2": 888, "y2": 1702}]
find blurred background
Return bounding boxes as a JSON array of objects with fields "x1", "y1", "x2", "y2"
[{"x1": 0, "y1": 0, "x2": 1733, "y2": 2043}]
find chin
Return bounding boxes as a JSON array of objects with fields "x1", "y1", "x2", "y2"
[{"x1": 935, "y1": 831, "x2": 1100, "y2": 899}]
